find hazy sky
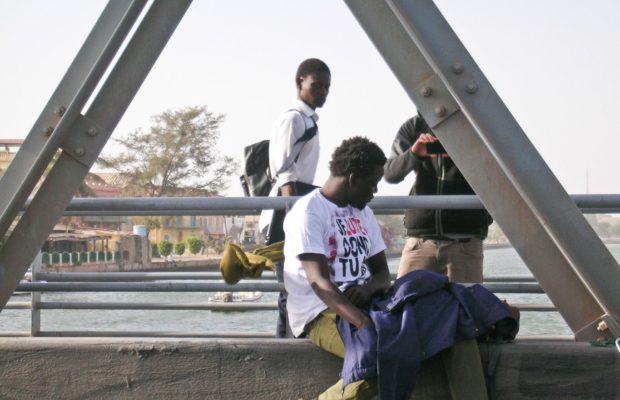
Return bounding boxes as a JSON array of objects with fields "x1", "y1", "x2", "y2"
[{"x1": 1, "y1": 0, "x2": 619, "y2": 197}]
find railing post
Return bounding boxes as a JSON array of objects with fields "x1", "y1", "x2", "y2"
[{"x1": 30, "y1": 251, "x2": 42, "y2": 336}]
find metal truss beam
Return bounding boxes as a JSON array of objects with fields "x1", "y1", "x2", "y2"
[
  {"x1": 0, "y1": 0, "x2": 193, "y2": 310},
  {"x1": 0, "y1": 0, "x2": 147, "y2": 238},
  {"x1": 345, "y1": 0, "x2": 620, "y2": 340}
]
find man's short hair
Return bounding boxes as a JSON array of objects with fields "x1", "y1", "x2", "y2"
[
  {"x1": 296, "y1": 58, "x2": 331, "y2": 80},
  {"x1": 329, "y1": 136, "x2": 386, "y2": 177}
]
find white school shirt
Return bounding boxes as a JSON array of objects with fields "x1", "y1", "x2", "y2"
[
  {"x1": 259, "y1": 99, "x2": 321, "y2": 233},
  {"x1": 268, "y1": 99, "x2": 320, "y2": 188},
  {"x1": 283, "y1": 189, "x2": 387, "y2": 337}
]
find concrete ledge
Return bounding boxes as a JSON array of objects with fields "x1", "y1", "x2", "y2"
[{"x1": 0, "y1": 338, "x2": 618, "y2": 399}]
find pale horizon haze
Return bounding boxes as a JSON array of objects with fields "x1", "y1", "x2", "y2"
[{"x1": 1, "y1": 0, "x2": 619, "y2": 198}]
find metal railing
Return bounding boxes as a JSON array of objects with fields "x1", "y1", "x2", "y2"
[
  {"x1": 4, "y1": 273, "x2": 551, "y2": 337},
  {"x1": 36, "y1": 194, "x2": 620, "y2": 216},
  {"x1": 3, "y1": 194, "x2": 617, "y2": 338}
]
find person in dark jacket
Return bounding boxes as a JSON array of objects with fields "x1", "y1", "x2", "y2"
[{"x1": 384, "y1": 113, "x2": 493, "y2": 283}]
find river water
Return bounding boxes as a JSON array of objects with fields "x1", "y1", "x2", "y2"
[{"x1": 3, "y1": 244, "x2": 620, "y2": 337}]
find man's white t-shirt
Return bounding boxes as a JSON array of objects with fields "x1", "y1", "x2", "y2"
[{"x1": 283, "y1": 189, "x2": 387, "y2": 337}]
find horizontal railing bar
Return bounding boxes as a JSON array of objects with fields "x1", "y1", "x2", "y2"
[
  {"x1": 37, "y1": 271, "x2": 535, "y2": 283},
  {"x1": 37, "y1": 331, "x2": 274, "y2": 338},
  {"x1": 0, "y1": 331, "x2": 572, "y2": 339},
  {"x1": 65, "y1": 209, "x2": 263, "y2": 216},
  {"x1": 0, "y1": 332, "x2": 31, "y2": 337},
  {"x1": 17, "y1": 282, "x2": 282, "y2": 292},
  {"x1": 0, "y1": 330, "x2": 571, "y2": 339},
  {"x1": 514, "y1": 335, "x2": 575, "y2": 341},
  {"x1": 482, "y1": 276, "x2": 536, "y2": 283},
  {"x1": 516, "y1": 304, "x2": 556, "y2": 312},
  {"x1": 16, "y1": 281, "x2": 543, "y2": 293},
  {"x1": 482, "y1": 283, "x2": 543, "y2": 293},
  {"x1": 37, "y1": 271, "x2": 276, "y2": 282},
  {"x1": 4, "y1": 302, "x2": 31, "y2": 309},
  {"x1": 35, "y1": 301, "x2": 553, "y2": 312},
  {"x1": 24, "y1": 194, "x2": 620, "y2": 216},
  {"x1": 38, "y1": 301, "x2": 278, "y2": 311}
]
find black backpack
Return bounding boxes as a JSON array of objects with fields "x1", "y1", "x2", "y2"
[
  {"x1": 240, "y1": 110, "x2": 317, "y2": 197},
  {"x1": 240, "y1": 139, "x2": 272, "y2": 197}
]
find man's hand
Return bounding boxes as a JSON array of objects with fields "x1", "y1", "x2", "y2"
[
  {"x1": 345, "y1": 285, "x2": 373, "y2": 308},
  {"x1": 345, "y1": 285, "x2": 374, "y2": 330},
  {"x1": 353, "y1": 313, "x2": 373, "y2": 330},
  {"x1": 411, "y1": 133, "x2": 447, "y2": 158},
  {"x1": 301, "y1": 253, "x2": 374, "y2": 331}
]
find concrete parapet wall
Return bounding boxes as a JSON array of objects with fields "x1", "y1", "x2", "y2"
[{"x1": 0, "y1": 338, "x2": 618, "y2": 399}]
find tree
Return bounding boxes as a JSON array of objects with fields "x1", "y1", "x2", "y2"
[
  {"x1": 158, "y1": 240, "x2": 173, "y2": 258},
  {"x1": 98, "y1": 106, "x2": 238, "y2": 197},
  {"x1": 186, "y1": 236, "x2": 204, "y2": 255},
  {"x1": 151, "y1": 241, "x2": 160, "y2": 258},
  {"x1": 174, "y1": 242, "x2": 186, "y2": 256}
]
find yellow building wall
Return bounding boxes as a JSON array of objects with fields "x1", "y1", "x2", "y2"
[{"x1": 150, "y1": 227, "x2": 202, "y2": 245}]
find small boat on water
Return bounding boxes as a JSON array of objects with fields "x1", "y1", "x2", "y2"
[{"x1": 207, "y1": 291, "x2": 262, "y2": 303}]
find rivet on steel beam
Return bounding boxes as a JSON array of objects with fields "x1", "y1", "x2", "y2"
[
  {"x1": 434, "y1": 106, "x2": 447, "y2": 117},
  {"x1": 74, "y1": 147, "x2": 85, "y2": 157},
  {"x1": 54, "y1": 106, "x2": 66, "y2": 116},
  {"x1": 465, "y1": 82, "x2": 478, "y2": 94},
  {"x1": 451, "y1": 63, "x2": 464, "y2": 74},
  {"x1": 420, "y1": 86, "x2": 433, "y2": 97},
  {"x1": 87, "y1": 127, "x2": 98, "y2": 137},
  {"x1": 43, "y1": 126, "x2": 54, "y2": 137}
]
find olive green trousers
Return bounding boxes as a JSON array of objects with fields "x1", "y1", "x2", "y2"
[{"x1": 307, "y1": 311, "x2": 488, "y2": 400}]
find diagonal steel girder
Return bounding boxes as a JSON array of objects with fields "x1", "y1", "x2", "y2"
[
  {"x1": 345, "y1": 0, "x2": 620, "y2": 340},
  {"x1": 0, "y1": 0, "x2": 193, "y2": 311},
  {"x1": 0, "y1": 0, "x2": 147, "y2": 239}
]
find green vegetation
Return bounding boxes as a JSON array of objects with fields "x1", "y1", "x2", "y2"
[
  {"x1": 98, "y1": 106, "x2": 238, "y2": 238},
  {"x1": 98, "y1": 105, "x2": 238, "y2": 197},
  {"x1": 151, "y1": 241, "x2": 160, "y2": 258},
  {"x1": 186, "y1": 236, "x2": 204, "y2": 255},
  {"x1": 174, "y1": 242, "x2": 186, "y2": 256},
  {"x1": 158, "y1": 240, "x2": 173, "y2": 258}
]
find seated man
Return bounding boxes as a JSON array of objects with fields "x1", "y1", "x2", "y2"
[
  {"x1": 283, "y1": 136, "x2": 489, "y2": 399},
  {"x1": 283, "y1": 136, "x2": 388, "y2": 398}
]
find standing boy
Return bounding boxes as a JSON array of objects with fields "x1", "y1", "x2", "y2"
[{"x1": 267, "y1": 58, "x2": 331, "y2": 337}]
